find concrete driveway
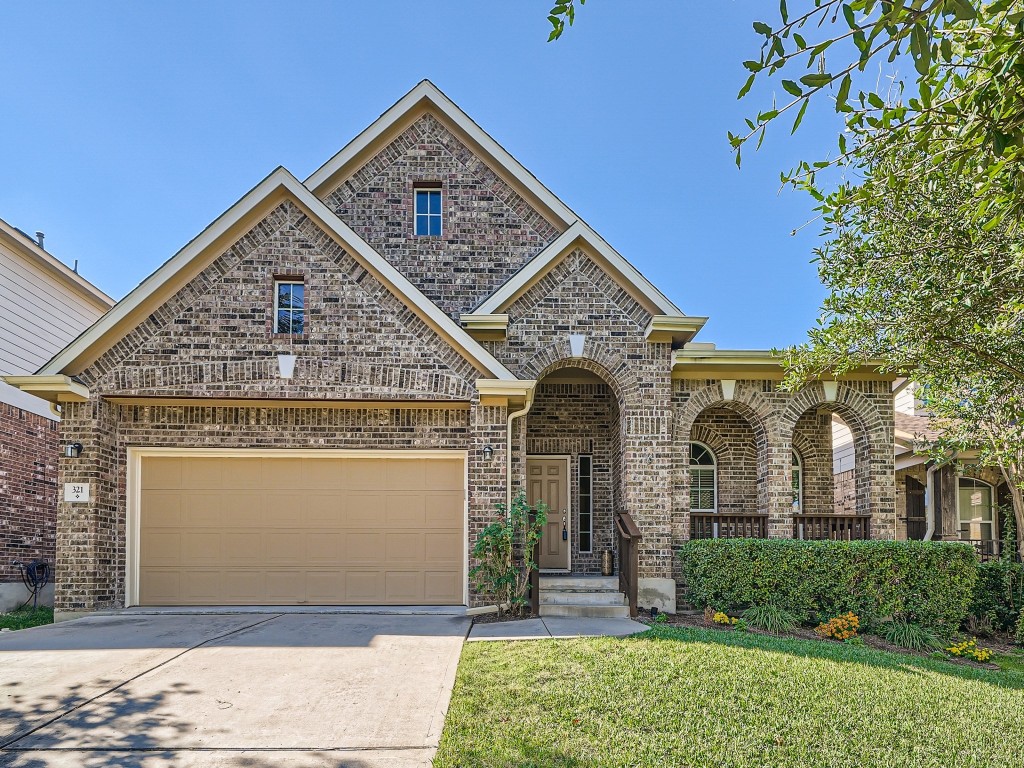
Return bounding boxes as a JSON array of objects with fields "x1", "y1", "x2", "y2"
[{"x1": 0, "y1": 611, "x2": 470, "y2": 767}]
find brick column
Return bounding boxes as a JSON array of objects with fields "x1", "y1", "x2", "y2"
[
  {"x1": 55, "y1": 397, "x2": 119, "y2": 619},
  {"x1": 468, "y1": 400, "x2": 508, "y2": 607},
  {"x1": 765, "y1": 428, "x2": 794, "y2": 538}
]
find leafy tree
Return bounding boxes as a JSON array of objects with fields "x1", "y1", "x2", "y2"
[
  {"x1": 547, "y1": 3, "x2": 1024, "y2": 553},
  {"x1": 777, "y1": 141, "x2": 1024, "y2": 555},
  {"x1": 550, "y1": 1, "x2": 1024, "y2": 224}
]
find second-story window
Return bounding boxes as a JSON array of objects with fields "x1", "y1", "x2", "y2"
[
  {"x1": 274, "y1": 280, "x2": 305, "y2": 334},
  {"x1": 414, "y1": 187, "x2": 442, "y2": 236}
]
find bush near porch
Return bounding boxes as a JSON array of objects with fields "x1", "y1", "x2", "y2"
[{"x1": 680, "y1": 539, "x2": 977, "y2": 634}]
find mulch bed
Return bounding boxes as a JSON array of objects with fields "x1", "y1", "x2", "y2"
[
  {"x1": 636, "y1": 608, "x2": 1016, "y2": 670},
  {"x1": 470, "y1": 610, "x2": 536, "y2": 625}
]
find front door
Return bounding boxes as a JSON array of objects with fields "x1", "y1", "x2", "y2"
[{"x1": 526, "y1": 457, "x2": 569, "y2": 570}]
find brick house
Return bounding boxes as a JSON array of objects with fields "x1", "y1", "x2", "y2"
[
  {"x1": 833, "y1": 380, "x2": 1015, "y2": 559},
  {"x1": 0, "y1": 218, "x2": 113, "y2": 611},
  {"x1": 8, "y1": 82, "x2": 896, "y2": 621}
]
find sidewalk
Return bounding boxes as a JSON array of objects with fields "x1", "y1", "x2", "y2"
[{"x1": 466, "y1": 616, "x2": 647, "y2": 642}]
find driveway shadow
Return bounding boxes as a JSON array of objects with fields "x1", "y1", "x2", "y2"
[{"x1": 0, "y1": 679, "x2": 201, "y2": 768}]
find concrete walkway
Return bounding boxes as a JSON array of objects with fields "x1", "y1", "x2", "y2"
[
  {"x1": 0, "y1": 612, "x2": 470, "y2": 767},
  {"x1": 467, "y1": 616, "x2": 647, "y2": 642}
]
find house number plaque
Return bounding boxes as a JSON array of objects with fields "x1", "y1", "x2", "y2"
[{"x1": 64, "y1": 483, "x2": 91, "y2": 503}]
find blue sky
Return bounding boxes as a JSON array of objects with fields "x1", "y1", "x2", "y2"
[{"x1": 0, "y1": 1, "x2": 851, "y2": 348}]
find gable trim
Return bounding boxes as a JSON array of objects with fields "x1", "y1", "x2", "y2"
[
  {"x1": 304, "y1": 81, "x2": 577, "y2": 232},
  {"x1": 37, "y1": 167, "x2": 518, "y2": 382},
  {"x1": 472, "y1": 221, "x2": 684, "y2": 316}
]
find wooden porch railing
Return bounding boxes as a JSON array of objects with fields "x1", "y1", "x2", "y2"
[
  {"x1": 793, "y1": 514, "x2": 871, "y2": 541},
  {"x1": 615, "y1": 511, "x2": 642, "y2": 618},
  {"x1": 963, "y1": 538, "x2": 1004, "y2": 562},
  {"x1": 690, "y1": 513, "x2": 768, "y2": 540}
]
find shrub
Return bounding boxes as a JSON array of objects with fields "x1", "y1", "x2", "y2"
[
  {"x1": 816, "y1": 612, "x2": 860, "y2": 641},
  {"x1": 968, "y1": 559, "x2": 1024, "y2": 632},
  {"x1": 469, "y1": 491, "x2": 547, "y2": 615},
  {"x1": 742, "y1": 603, "x2": 799, "y2": 634},
  {"x1": 878, "y1": 619, "x2": 943, "y2": 652},
  {"x1": 679, "y1": 539, "x2": 978, "y2": 633},
  {"x1": 1016, "y1": 612, "x2": 1024, "y2": 646}
]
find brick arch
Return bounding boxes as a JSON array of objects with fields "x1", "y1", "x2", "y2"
[
  {"x1": 674, "y1": 381, "x2": 776, "y2": 445},
  {"x1": 780, "y1": 381, "x2": 892, "y2": 522},
  {"x1": 688, "y1": 418, "x2": 759, "y2": 514},
  {"x1": 524, "y1": 339, "x2": 637, "y2": 409}
]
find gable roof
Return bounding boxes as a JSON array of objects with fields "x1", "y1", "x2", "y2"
[
  {"x1": 306, "y1": 80, "x2": 690, "y2": 319},
  {"x1": 473, "y1": 221, "x2": 684, "y2": 316},
  {"x1": 37, "y1": 167, "x2": 517, "y2": 381},
  {"x1": 305, "y1": 80, "x2": 579, "y2": 232},
  {"x1": 0, "y1": 216, "x2": 113, "y2": 312}
]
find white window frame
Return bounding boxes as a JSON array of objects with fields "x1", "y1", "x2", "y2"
[
  {"x1": 688, "y1": 441, "x2": 717, "y2": 513},
  {"x1": 792, "y1": 449, "x2": 803, "y2": 511},
  {"x1": 273, "y1": 280, "x2": 305, "y2": 335},
  {"x1": 414, "y1": 187, "x2": 442, "y2": 236},
  {"x1": 956, "y1": 476, "x2": 996, "y2": 541}
]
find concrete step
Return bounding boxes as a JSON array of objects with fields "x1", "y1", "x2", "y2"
[
  {"x1": 539, "y1": 603, "x2": 631, "y2": 619},
  {"x1": 540, "y1": 590, "x2": 627, "y2": 606},
  {"x1": 538, "y1": 575, "x2": 619, "y2": 591}
]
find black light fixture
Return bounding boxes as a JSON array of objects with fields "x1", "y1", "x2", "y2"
[
  {"x1": 64, "y1": 442, "x2": 83, "y2": 459},
  {"x1": 482, "y1": 444, "x2": 494, "y2": 462}
]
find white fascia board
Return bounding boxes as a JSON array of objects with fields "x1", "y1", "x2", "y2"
[
  {"x1": 40, "y1": 167, "x2": 517, "y2": 381},
  {"x1": 304, "y1": 81, "x2": 578, "y2": 227},
  {"x1": 475, "y1": 221, "x2": 683, "y2": 316}
]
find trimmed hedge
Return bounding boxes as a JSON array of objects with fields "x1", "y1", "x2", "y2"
[
  {"x1": 969, "y1": 559, "x2": 1024, "y2": 631},
  {"x1": 679, "y1": 539, "x2": 978, "y2": 635}
]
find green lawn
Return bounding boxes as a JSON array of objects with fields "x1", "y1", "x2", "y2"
[
  {"x1": 0, "y1": 606, "x2": 54, "y2": 631},
  {"x1": 436, "y1": 625, "x2": 1024, "y2": 768}
]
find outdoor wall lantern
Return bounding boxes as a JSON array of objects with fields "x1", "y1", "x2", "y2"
[
  {"x1": 64, "y1": 443, "x2": 83, "y2": 459},
  {"x1": 482, "y1": 444, "x2": 494, "y2": 462}
]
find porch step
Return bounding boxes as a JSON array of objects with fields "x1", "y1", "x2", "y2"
[
  {"x1": 538, "y1": 575, "x2": 630, "y2": 618},
  {"x1": 538, "y1": 575, "x2": 619, "y2": 591},
  {"x1": 539, "y1": 603, "x2": 631, "y2": 618},
  {"x1": 540, "y1": 589, "x2": 627, "y2": 606}
]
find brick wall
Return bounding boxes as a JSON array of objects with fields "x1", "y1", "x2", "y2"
[
  {"x1": 0, "y1": 404, "x2": 57, "y2": 582},
  {"x1": 80, "y1": 201, "x2": 479, "y2": 400},
  {"x1": 324, "y1": 114, "x2": 561, "y2": 320},
  {"x1": 56, "y1": 401, "x2": 473, "y2": 612}
]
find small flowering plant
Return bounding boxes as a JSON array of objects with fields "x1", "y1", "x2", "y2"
[
  {"x1": 946, "y1": 638, "x2": 993, "y2": 663},
  {"x1": 712, "y1": 611, "x2": 739, "y2": 627},
  {"x1": 815, "y1": 612, "x2": 860, "y2": 641}
]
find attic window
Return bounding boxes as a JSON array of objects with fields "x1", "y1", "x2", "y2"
[
  {"x1": 274, "y1": 280, "x2": 305, "y2": 334},
  {"x1": 414, "y1": 187, "x2": 442, "y2": 236}
]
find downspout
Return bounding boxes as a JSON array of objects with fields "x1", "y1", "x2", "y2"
[
  {"x1": 506, "y1": 388, "x2": 535, "y2": 508},
  {"x1": 925, "y1": 453, "x2": 955, "y2": 541}
]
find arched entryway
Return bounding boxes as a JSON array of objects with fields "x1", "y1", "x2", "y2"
[{"x1": 524, "y1": 361, "x2": 624, "y2": 574}]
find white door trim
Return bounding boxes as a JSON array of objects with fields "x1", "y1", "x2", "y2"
[{"x1": 125, "y1": 447, "x2": 469, "y2": 608}]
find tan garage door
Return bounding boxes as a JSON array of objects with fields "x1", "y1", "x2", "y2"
[{"x1": 138, "y1": 454, "x2": 465, "y2": 606}]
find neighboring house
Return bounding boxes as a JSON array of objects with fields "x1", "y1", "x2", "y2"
[
  {"x1": 0, "y1": 219, "x2": 113, "y2": 611},
  {"x1": 834, "y1": 380, "x2": 1014, "y2": 560},
  {"x1": 8, "y1": 82, "x2": 897, "y2": 621}
]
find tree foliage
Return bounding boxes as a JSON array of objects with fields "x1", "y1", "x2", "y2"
[{"x1": 777, "y1": 141, "x2": 1024, "y2": 553}]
